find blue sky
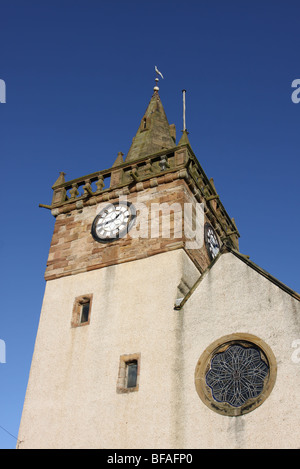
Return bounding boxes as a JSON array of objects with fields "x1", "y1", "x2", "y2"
[{"x1": 0, "y1": 0, "x2": 299, "y2": 449}]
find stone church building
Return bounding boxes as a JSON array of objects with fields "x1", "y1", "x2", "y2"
[{"x1": 17, "y1": 79, "x2": 300, "y2": 449}]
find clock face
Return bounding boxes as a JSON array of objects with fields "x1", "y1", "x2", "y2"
[
  {"x1": 91, "y1": 202, "x2": 136, "y2": 243},
  {"x1": 204, "y1": 223, "x2": 220, "y2": 260}
]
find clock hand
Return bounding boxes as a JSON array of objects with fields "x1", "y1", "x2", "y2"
[
  {"x1": 103, "y1": 212, "x2": 121, "y2": 226},
  {"x1": 103, "y1": 212, "x2": 118, "y2": 226}
]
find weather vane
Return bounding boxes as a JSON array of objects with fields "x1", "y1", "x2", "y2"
[{"x1": 154, "y1": 65, "x2": 164, "y2": 91}]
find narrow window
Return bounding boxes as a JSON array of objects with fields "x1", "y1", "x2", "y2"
[
  {"x1": 126, "y1": 360, "x2": 138, "y2": 388},
  {"x1": 141, "y1": 117, "x2": 149, "y2": 131},
  {"x1": 71, "y1": 294, "x2": 93, "y2": 327},
  {"x1": 80, "y1": 300, "x2": 90, "y2": 324},
  {"x1": 117, "y1": 353, "x2": 141, "y2": 393}
]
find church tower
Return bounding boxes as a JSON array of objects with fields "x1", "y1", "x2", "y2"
[{"x1": 18, "y1": 75, "x2": 300, "y2": 449}]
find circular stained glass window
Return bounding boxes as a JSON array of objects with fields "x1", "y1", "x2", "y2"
[
  {"x1": 205, "y1": 344, "x2": 269, "y2": 408},
  {"x1": 195, "y1": 334, "x2": 277, "y2": 416}
]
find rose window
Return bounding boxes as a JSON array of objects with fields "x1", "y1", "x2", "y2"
[
  {"x1": 205, "y1": 344, "x2": 269, "y2": 407},
  {"x1": 194, "y1": 334, "x2": 277, "y2": 416}
]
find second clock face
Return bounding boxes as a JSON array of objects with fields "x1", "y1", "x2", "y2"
[
  {"x1": 91, "y1": 202, "x2": 136, "y2": 243},
  {"x1": 204, "y1": 223, "x2": 220, "y2": 260}
]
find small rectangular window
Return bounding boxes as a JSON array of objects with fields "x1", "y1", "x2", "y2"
[
  {"x1": 117, "y1": 353, "x2": 140, "y2": 393},
  {"x1": 71, "y1": 294, "x2": 93, "y2": 327},
  {"x1": 80, "y1": 301, "x2": 90, "y2": 324},
  {"x1": 126, "y1": 360, "x2": 138, "y2": 388}
]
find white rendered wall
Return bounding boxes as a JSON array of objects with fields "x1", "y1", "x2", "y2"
[
  {"x1": 181, "y1": 252, "x2": 300, "y2": 449},
  {"x1": 17, "y1": 249, "x2": 199, "y2": 449},
  {"x1": 18, "y1": 250, "x2": 300, "y2": 449}
]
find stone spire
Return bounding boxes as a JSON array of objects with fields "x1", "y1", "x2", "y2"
[{"x1": 125, "y1": 90, "x2": 176, "y2": 163}]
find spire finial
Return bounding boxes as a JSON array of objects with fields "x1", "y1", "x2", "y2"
[{"x1": 154, "y1": 66, "x2": 164, "y2": 91}]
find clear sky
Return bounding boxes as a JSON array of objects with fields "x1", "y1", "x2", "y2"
[{"x1": 0, "y1": 0, "x2": 299, "y2": 449}]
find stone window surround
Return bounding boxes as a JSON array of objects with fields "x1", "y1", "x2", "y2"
[
  {"x1": 194, "y1": 333, "x2": 277, "y2": 417},
  {"x1": 71, "y1": 294, "x2": 93, "y2": 328},
  {"x1": 116, "y1": 353, "x2": 141, "y2": 394}
]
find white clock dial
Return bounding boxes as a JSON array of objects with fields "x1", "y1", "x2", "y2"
[
  {"x1": 204, "y1": 223, "x2": 220, "y2": 260},
  {"x1": 91, "y1": 202, "x2": 136, "y2": 243}
]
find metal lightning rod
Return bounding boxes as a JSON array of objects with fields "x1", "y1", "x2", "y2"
[{"x1": 182, "y1": 89, "x2": 187, "y2": 131}]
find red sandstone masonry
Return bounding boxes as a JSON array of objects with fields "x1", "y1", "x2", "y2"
[{"x1": 44, "y1": 179, "x2": 212, "y2": 280}]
